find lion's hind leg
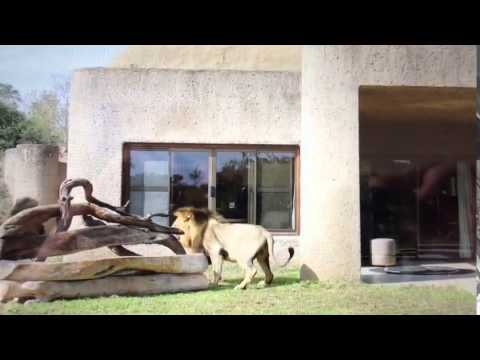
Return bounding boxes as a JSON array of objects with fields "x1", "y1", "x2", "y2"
[{"x1": 256, "y1": 245, "x2": 273, "y2": 288}]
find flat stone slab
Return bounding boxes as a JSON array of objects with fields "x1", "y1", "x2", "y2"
[
  {"x1": 0, "y1": 255, "x2": 208, "y2": 282},
  {"x1": 0, "y1": 273, "x2": 209, "y2": 303}
]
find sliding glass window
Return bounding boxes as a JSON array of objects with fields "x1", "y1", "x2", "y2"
[{"x1": 124, "y1": 145, "x2": 298, "y2": 233}]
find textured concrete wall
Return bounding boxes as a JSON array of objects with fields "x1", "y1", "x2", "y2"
[
  {"x1": 65, "y1": 68, "x2": 300, "y2": 261},
  {"x1": 110, "y1": 45, "x2": 302, "y2": 72},
  {"x1": 300, "y1": 45, "x2": 476, "y2": 282},
  {"x1": 13, "y1": 144, "x2": 64, "y2": 206},
  {"x1": 67, "y1": 68, "x2": 300, "y2": 207},
  {"x1": 3, "y1": 148, "x2": 17, "y2": 198},
  {"x1": 1, "y1": 145, "x2": 66, "y2": 233},
  {"x1": 0, "y1": 152, "x2": 13, "y2": 223}
]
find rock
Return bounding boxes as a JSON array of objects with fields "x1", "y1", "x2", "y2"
[
  {"x1": 0, "y1": 273, "x2": 209, "y2": 302},
  {"x1": 0, "y1": 254, "x2": 208, "y2": 282}
]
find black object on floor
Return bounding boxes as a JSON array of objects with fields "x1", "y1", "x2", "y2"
[{"x1": 384, "y1": 265, "x2": 475, "y2": 276}]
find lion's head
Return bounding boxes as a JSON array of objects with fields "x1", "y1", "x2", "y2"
[{"x1": 172, "y1": 207, "x2": 225, "y2": 254}]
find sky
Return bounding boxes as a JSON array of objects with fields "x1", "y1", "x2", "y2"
[{"x1": 0, "y1": 45, "x2": 128, "y2": 104}]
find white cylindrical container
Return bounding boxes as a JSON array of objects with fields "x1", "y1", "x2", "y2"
[{"x1": 370, "y1": 238, "x2": 396, "y2": 266}]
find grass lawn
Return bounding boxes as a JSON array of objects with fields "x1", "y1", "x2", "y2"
[{"x1": 0, "y1": 263, "x2": 475, "y2": 315}]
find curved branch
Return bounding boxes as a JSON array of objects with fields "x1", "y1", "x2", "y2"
[{"x1": 59, "y1": 178, "x2": 130, "y2": 216}]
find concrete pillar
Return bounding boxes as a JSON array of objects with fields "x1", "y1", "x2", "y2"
[
  {"x1": 13, "y1": 144, "x2": 62, "y2": 205},
  {"x1": 3, "y1": 148, "x2": 18, "y2": 198},
  {"x1": 300, "y1": 46, "x2": 361, "y2": 282}
]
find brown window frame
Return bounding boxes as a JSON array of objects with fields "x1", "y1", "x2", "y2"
[{"x1": 122, "y1": 143, "x2": 301, "y2": 236}]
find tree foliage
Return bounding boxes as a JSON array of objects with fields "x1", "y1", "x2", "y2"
[
  {"x1": 22, "y1": 91, "x2": 65, "y2": 144},
  {"x1": 0, "y1": 82, "x2": 68, "y2": 150},
  {"x1": 0, "y1": 102, "x2": 25, "y2": 150},
  {"x1": 0, "y1": 83, "x2": 21, "y2": 110}
]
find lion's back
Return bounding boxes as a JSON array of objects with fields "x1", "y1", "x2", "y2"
[{"x1": 208, "y1": 222, "x2": 267, "y2": 256}]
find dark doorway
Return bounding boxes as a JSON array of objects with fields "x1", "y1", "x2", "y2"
[{"x1": 359, "y1": 86, "x2": 477, "y2": 266}]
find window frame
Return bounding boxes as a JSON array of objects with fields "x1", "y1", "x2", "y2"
[{"x1": 122, "y1": 143, "x2": 301, "y2": 236}]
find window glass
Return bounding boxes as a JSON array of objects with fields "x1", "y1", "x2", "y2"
[
  {"x1": 129, "y1": 150, "x2": 169, "y2": 225},
  {"x1": 170, "y1": 151, "x2": 209, "y2": 213},
  {"x1": 128, "y1": 147, "x2": 297, "y2": 232},
  {"x1": 216, "y1": 151, "x2": 254, "y2": 223},
  {"x1": 256, "y1": 152, "x2": 295, "y2": 230}
]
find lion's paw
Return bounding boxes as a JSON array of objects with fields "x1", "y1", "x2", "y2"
[
  {"x1": 234, "y1": 284, "x2": 246, "y2": 290},
  {"x1": 256, "y1": 281, "x2": 271, "y2": 289}
]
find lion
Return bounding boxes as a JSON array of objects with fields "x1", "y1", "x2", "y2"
[{"x1": 172, "y1": 207, "x2": 294, "y2": 290}]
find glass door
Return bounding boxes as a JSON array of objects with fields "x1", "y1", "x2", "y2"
[
  {"x1": 360, "y1": 158, "x2": 476, "y2": 264},
  {"x1": 215, "y1": 150, "x2": 296, "y2": 231},
  {"x1": 416, "y1": 160, "x2": 461, "y2": 260},
  {"x1": 256, "y1": 152, "x2": 295, "y2": 231},
  {"x1": 360, "y1": 159, "x2": 419, "y2": 264}
]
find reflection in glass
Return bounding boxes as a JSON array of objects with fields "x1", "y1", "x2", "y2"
[
  {"x1": 128, "y1": 148, "x2": 297, "y2": 232},
  {"x1": 129, "y1": 150, "x2": 169, "y2": 226},
  {"x1": 360, "y1": 158, "x2": 476, "y2": 265},
  {"x1": 256, "y1": 152, "x2": 295, "y2": 230},
  {"x1": 170, "y1": 151, "x2": 209, "y2": 213},
  {"x1": 216, "y1": 151, "x2": 255, "y2": 223}
]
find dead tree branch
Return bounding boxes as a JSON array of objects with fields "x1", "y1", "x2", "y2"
[{"x1": 0, "y1": 178, "x2": 186, "y2": 261}]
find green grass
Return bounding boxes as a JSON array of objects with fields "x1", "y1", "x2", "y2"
[{"x1": 0, "y1": 263, "x2": 475, "y2": 315}]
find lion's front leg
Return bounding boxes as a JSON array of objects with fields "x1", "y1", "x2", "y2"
[{"x1": 209, "y1": 253, "x2": 224, "y2": 286}]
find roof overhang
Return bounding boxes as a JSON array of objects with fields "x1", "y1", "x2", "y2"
[{"x1": 359, "y1": 86, "x2": 476, "y2": 160}]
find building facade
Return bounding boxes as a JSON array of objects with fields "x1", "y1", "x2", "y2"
[{"x1": 63, "y1": 45, "x2": 477, "y2": 280}]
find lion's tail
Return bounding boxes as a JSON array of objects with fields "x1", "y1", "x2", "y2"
[{"x1": 265, "y1": 231, "x2": 294, "y2": 267}]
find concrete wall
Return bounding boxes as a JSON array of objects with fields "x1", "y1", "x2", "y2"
[
  {"x1": 300, "y1": 45, "x2": 476, "y2": 282},
  {"x1": 2, "y1": 144, "x2": 66, "y2": 206},
  {"x1": 0, "y1": 152, "x2": 13, "y2": 223},
  {"x1": 3, "y1": 148, "x2": 17, "y2": 198},
  {"x1": 110, "y1": 45, "x2": 302, "y2": 72},
  {"x1": 66, "y1": 68, "x2": 300, "y2": 260},
  {"x1": 67, "y1": 68, "x2": 301, "y2": 206},
  {"x1": 13, "y1": 145, "x2": 62, "y2": 206},
  {"x1": 1, "y1": 144, "x2": 66, "y2": 234}
]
